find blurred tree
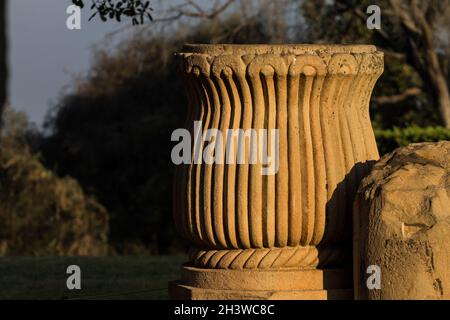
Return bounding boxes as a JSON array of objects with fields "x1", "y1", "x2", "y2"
[
  {"x1": 0, "y1": 0, "x2": 7, "y2": 129},
  {"x1": 301, "y1": 0, "x2": 450, "y2": 128},
  {"x1": 0, "y1": 107, "x2": 109, "y2": 256},
  {"x1": 39, "y1": 0, "x2": 449, "y2": 255},
  {"x1": 75, "y1": 0, "x2": 449, "y2": 129},
  {"x1": 41, "y1": 16, "x2": 278, "y2": 254}
]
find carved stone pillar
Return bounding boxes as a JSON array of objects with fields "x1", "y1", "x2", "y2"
[{"x1": 169, "y1": 44, "x2": 383, "y2": 300}]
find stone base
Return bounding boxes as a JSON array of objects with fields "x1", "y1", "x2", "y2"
[{"x1": 169, "y1": 265, "x2": 353, "y2": 300}]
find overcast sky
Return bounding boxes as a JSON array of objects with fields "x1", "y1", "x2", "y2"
[
  {"x1": 7, "y1": 0, "x2": 241, "y2": 128},
  {"x1": 8, "y1": 0, "x2": 135, "y2": 127}
]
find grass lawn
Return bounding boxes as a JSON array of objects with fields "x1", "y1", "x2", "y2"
[{"x1": 0, "y1": 255, "x2": 187, "y2": 300}]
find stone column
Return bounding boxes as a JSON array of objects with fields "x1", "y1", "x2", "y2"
[{"x1": 170, "y1": 44, "x2": 383, "y2": 300}]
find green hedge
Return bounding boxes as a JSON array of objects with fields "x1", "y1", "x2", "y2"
[{"x1": 375, "y1": 126, "x2": 450, "y2": 156}]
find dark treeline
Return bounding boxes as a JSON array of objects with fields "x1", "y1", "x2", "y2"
[
  {"x1": 39, "y1": 17, "x2": 276, "y2": 254},
  {"x1": 1, "y1": 0, "x2": 449, "y2": 255}
]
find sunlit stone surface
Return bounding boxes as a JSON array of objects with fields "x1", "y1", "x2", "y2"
[{"x1": 170, "y1": 44, "x2": 383, "y2": 300}]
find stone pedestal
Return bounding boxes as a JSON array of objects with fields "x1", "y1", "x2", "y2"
[
  {"x1": 171, "y1": 44, "x2": 383, "y2": 300},
  {"x1": 169, "y1": 265, "x2": 353, "y2": 300}
]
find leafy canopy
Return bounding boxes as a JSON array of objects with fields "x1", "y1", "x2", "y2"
[{"x1": 72, "y1": 0, "x2": 153, "y2": 25}]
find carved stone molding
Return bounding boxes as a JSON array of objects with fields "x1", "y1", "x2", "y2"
[{"x1": 170, "y1": 44, "x2": 383, "y2": 299}]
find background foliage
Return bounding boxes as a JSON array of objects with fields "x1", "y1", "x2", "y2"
[
  {"x1": 375, "y1": 126, "x2": 450, "y2": 155},
  {"x1": 40, "y1": 17, "x2": 276, "y2": 254},
  {"x1": 0, "y1": 108, "x2": 109, "y2": 255}
]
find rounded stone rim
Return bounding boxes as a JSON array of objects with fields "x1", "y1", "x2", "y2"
[{"x1": 181, "y1": 43, "x2": 379, "y2": 55}]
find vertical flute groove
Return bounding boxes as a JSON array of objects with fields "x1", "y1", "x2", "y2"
[
  {"x1": 223, "y1": 72, "x2": 239, "y2": 248},
  {"x1": 200, "y1": 76, "x2": 217, "y2": 246},
  {"x1": 236, "y1": 71, "x2": 252, "y2": 249},
  {"x1": 192, "y1": 73, "x2": 209, "y2": 245},
  {"x1": 212, "y1": 73, "x2": 229, "y2": 248},
  {"x1": 319, "y1": 74, "x2": 339, "y2": 244},
  {"x1": 333, "y1": 76, "x2": 348, "y2": 243},
  {"x1": 287, "y1": 68, "x2": 302, "y2": 246},
  {"x1": 263, "y1": 73, "x2": 275, "y2": 248},
  {"x1": 275, "y1": 71, "x2": 288, "y2": 247},
  {"x1": 299, "y1": 74, "x2": 316, "y2": 245},
  {"x1": 248, "y1": 69, "x2": 263, "y2": 248},
  {"x1": 336, "y1": 75, "x2": 355, "y2": 241},
  {"x1": 311, "y1": 75, "x2": 327, "y2": 245}
]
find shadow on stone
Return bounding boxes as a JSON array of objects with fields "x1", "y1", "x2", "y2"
[{"x1": 318, "y1": 160, "x2": 377, "y2": 269}]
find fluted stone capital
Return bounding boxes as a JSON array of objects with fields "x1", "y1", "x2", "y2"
[{"x1": 173, "y1": 44, "x2": 383, "y2": 270}]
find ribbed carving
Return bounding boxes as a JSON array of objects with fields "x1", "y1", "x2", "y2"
[{"x1": 174, "y1": 44, "x2": 383, "y2": 269}]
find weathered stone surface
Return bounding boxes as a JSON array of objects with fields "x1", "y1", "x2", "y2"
[
  {"x1": 172, "y1": 44, "x2": 383, "y2": 299},
  {"x1": 169, "y1": 265, "x2": 353, "y2": 300},
  {"x1": 354, "y1": 141, "x2": 450, "y2": 299}
]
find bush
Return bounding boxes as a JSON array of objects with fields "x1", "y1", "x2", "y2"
[
  {"x1": 375, "y1": 126, "x2": 450, "y2": 155},
  {"x1": 0, "y1": 108, "x2": 110, "y2": 256}
]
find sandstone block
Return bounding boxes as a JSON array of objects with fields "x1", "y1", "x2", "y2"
[{"x1": 354, "y1": 142, "x2": 450, "y2": 299}]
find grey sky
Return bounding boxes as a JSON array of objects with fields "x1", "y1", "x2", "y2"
[
  {"x1": 9, "y1": 0, "x2": 126, "y2": 127},
  {"x1": 7, "y1": 0, "x2": 245, "y2": 128}
]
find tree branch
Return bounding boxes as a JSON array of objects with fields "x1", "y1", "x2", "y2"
[
  {"x1": 375, "y1": 87, "x2": 423, "y2": 105},
  {"x1": 381, "y1": 49, "x2": 406, "y2": 60},
  {"x1": 166, "y1": 0, "x2": 235, "y2": 20}
]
